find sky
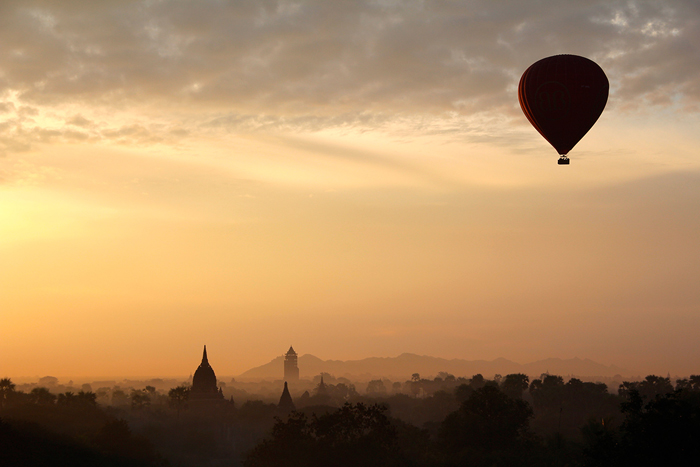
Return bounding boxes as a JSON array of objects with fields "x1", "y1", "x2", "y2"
[{"x1": 2, "y1": 0, "x2": 700, "y2": 379}]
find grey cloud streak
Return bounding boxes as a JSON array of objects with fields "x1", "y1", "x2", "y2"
[{"x1": 1, "y1": 0, "x2": 699, "y2": 127}]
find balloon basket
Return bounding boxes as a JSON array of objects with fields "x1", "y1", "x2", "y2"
[{"x1": 557, "y1": 156, "x2": 570, "y2": 165}]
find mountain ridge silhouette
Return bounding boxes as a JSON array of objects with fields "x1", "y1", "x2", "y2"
[{"x1": 236, "y1": 353, "x2": 630, "y2": 381}]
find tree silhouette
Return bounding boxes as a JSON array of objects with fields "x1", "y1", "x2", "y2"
[
  {"x1": 454, "y1": 383, "x2": 474, "y2": 404},
  {"x1": 440, "y1": 384, "x2": 534, "y2": 464},
  {"x1": 92, "y1": 419, "x2": 158, "y2": 464},
  {"x1": 245, "y1": 403, "x2": 398, "y2": 467},
  {"x1": 581, "y1": 387, "x2": 700, "y2": 466},
  {"x1": 438, "y1": 372, "x2": 456, "y2": 382},
  {"x1": 29, "y1": 387, "x2": 57, "y2": 406},
  {"x1": 0, "y1": 378, "x2": 16, "y2": 410},
  {"x1": 57, "y1": 392, "x2": 76, "y2": 406},
  {"x1": 366, "y1": 380, "x2": 387, "y2": 395},
  {"x1": 76, "y1": 391, "x2": 97, "y2": 407},
  {"x1": 469, "y1": 374, "x2": 486, "y2": 390},
  {"x1": 131, "y1": 389, "x2": 151, "y2": 411},
  {"x1": 54, "y1": 390, "x2": 97, "y2": 408},
  {"x1": 501, "y1": 374, "x2": 530, "y2": 399},
  {"x1": 112, "y1": 388, "x2": 129, "y2": 406},
  {"x1": 168, "y1": 385, "x2": 190, "y2": 416},
  {"x1": 676, "y1": 374, "x2": 700, "y2": 392},
  {"x1": 619, "y1": 375, "x2": 673, "y2": 403},
  {"x1": 529, "y1": 374, "x2": 565, "y2": 418}
]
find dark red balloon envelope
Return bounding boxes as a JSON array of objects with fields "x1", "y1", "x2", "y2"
[{"x1": 518, "y1": 55, "x2": 609, "y2": 157}]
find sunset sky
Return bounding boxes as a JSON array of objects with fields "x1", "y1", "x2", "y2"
[{"x1": 2, "y1": 0, "x2": 700, "y2": 379}]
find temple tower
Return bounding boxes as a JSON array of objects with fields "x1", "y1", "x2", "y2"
[
  {"x1": 190, "y1": 345, "x2": 224, "y2": 402},
  {"x1": 284, "y1": 346, "x2": 299, "y2": 382},
  {"x1": 278, "y1": 381, "x2": 296, "y2": 413},
  {"x1": 316, "y1": 375, "x2": 328, "y2": 396}
]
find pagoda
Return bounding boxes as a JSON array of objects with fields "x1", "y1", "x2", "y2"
[
  {"x1": 284, "y1": 346, "x2": 299, "y2": 382},
  {"x1": 190, "y1": 345, "x2": 224, "y2": 403}
]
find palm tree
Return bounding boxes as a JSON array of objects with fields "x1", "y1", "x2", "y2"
[
  {"x1": 57, "y1": 391, "x2": 76, "y2": 406},
  {"x1": 76, "y1": 390, "x2": 97, "y2": 406},
  {"x1": 29, "y1": 387, "x2": 57, "y2": 405},
  {"x1": 0, "y1": 378, "x2": 16, "y2": 410}
]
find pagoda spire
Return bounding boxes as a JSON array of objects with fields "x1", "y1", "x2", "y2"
[
  {"x1": 278, "y1": 381, "x2": 295, "y2": 411},
  {"x1": 202, "y1": 345, "x2": 209, "y2": 366}
]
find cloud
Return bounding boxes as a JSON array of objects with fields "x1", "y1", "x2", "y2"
[
  {"x1": 0, "y1": 101, "x2": 16, "y2": 113},
  {"x1": 0, "y1": 0, "x2": 698, "y2": 138},
  {"x1": 66, "y1": 114, "x2": 93, "y2": 127},
  {"x1": 0, "y1": 103, "x2": 189, "y2": 156}
]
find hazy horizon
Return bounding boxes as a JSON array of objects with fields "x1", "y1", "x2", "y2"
[
  {"x1": 0, "y1": 350, "x2": 672, "y2": 382},
  {"x1": 3, "y1": 1, "x2": 700, "y2": 379}
]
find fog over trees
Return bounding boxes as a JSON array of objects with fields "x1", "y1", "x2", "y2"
[{"x1": 2, "y1": 372, "x2": 700, "y2": 466}]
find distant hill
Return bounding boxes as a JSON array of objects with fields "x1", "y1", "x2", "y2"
[{"x1": 236, "y1": 353, "x2": 630, "y2": 381}]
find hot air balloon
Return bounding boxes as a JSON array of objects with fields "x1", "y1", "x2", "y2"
[{"x1": 518, "y1": 55, "x2": 609, "y2": 165}]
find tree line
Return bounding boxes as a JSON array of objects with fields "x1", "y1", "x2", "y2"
[{"x1": 2, "y1": 374, "x2": 699, "y2": 466}]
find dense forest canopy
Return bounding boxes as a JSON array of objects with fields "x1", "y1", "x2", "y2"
[{"x1": 2, "y1": 373, "x2": 700, "y2": 466}]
